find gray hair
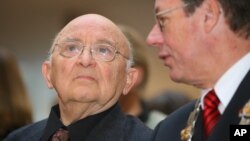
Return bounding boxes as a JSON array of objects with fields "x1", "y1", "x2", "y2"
[{"x1": 124, "y1": 36, "x2": 134, "y2": 69}]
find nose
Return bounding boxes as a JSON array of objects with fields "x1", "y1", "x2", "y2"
[
  {"x1": 76, "y1": 49, "x2": 96, "y2": 67},
  {"x1": 146, "y1": 24, "x2": 165, "y2": 48}
]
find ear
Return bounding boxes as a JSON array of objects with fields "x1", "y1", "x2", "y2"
[
  {"x1": 133, "y1": 66, "x2": 144, "y2": 88},
  {"x1": 122, "y1": 68, "x2": 139, "y2": 95},
  {"x1": 203, "y1": 0, "x2": 221, "y2": 33},
  {"x1": 42, "y1": 61, "x2": 53, "y2": 89}
]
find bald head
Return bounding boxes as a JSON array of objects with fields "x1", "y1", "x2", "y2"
[
  {"x1": 49, "y1": 14, "x2": 132, "y2": 67},
  {"x1": 63, "y1": 14, "x2": 119, "y2": 34}
]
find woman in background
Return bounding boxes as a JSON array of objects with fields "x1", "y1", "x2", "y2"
[
  {"x1": 0, "y1": 47, "x2": 32, "y2": 139},
  {"x1": 118, "y1": 25, "x2": 149, "y2": 117}
]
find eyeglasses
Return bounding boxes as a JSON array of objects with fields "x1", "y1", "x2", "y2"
[
  {"x1": 53, "y1": 41, "x2": 129, "y2": 62},
  {"x1": 155, "y1": 3, "x2": 190, "y2": 32}
]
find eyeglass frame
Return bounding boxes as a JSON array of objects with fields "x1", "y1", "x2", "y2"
[
  {"x1": 155, "y1": 3, "x2": 190, "y2": 32},
  {"x1": 50, "y1": 41, "x2": 129, "y2": 62}
]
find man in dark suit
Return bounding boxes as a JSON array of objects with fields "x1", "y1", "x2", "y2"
[
  {"x1": 5, "y1": 14, "x2": 152, "y2": 141},
  {"x1": 147, "y1": 0, "x2": 250, "y2": 141}
]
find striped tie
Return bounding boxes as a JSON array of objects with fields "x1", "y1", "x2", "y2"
[{"x1": 202, "y1": 89, "x2": 221, "y2": 137}]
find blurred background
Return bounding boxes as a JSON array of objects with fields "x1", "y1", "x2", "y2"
[{"x1": 0, "y1": 0, "x2": 199, "y2": 122}]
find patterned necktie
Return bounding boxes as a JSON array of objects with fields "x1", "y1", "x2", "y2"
[
  {"x1": 202, "y1": 89, "x2": 221, "y2": 137},
  {"x1": 51, "y1": 128, "x2": 69, "y2": 141}
]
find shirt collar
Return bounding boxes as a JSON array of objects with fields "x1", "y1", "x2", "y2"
[
  {"x1": 201, "y1": 52, "x2": 250, "y2": 113},
  {"x1": 40, "y1": 103, "x2": 117, "y2": 141}
]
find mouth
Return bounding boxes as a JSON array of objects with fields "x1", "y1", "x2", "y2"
[
  {"x1": 158, "y1": 54, "x2": 171, "y2": 67},
  {"x1": 159, "y1": 53, "x2": 170, "y2": 60},
  {"x1": 75, "y1": 75, "x2": 96, "y2": 82}
]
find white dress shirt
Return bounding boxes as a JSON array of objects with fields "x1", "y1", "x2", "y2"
[{"x1": 201, "y1": 52, "x2": 250, "y2": 114}]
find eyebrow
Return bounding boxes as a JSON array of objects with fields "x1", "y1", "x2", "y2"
[
  {"x1": 62, "y1": 38, "x2": 82, "y2": 42},
  {"x1": 60, "y1": 37, "x2": 116, "y2": 46},
  {"x1": 95, "y1": 39, "x2": 116, "y2": 46},
  {"x1": 155, "y1": 7, "x2": 160, "y2": 14}
]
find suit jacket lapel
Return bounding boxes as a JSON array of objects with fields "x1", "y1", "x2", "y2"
[
  {"x1": 208, "y1": 70, "x2": 250, "y2": 141},
  {"x1": 192, "y1": 110, "x2": 206, "y2": 141}
]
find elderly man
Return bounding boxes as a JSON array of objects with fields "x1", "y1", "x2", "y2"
[
  {"x1": 147, "y1": 0, "x2": 250, "y2": 141},
  {"x1": 5, "y1": 14, "x2": 152, "y2": 141}
]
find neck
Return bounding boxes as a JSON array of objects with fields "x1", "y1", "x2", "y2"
[
  {"x1": 58, "y1": 101, "x2": 103, "y2": 126},
  {"x1": 197, "y1": 31, "x2": 250, "y2": 89}
]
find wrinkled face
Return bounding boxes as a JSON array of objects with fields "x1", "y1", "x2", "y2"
[
  {"x1": 42, "y1": 15, "x2": 136, "y2": 108},
  {"x1": 147, "y1": 0, "x2": 211, "y2": 85}
]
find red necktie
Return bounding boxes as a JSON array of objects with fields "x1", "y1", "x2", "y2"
[
  {"x1": 202, "y1": 89, "x2": 221, "y2": 137},
  {"x1": 51, "y1": 128, "x2": 69, "y2": 141}
]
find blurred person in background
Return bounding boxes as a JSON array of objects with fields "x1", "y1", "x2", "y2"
[
  {"x1": 118, "y1": 25, "x2": 166, "y2": 129},
  {"x1": 5, "y1": 14, "x2": 152, "y2": 141},
  {"x1": 118, "y1": 25, "x2": 150, "y2": 117},
  {"x1": 148, "y1": 90, "x2": 190, "y2": 115},
  {"x1": 146, "y1": 90, "x2": 190, "y2": 129},
  {"x1": 0, "y1": 47, "x2": 32, "y2": 140}
]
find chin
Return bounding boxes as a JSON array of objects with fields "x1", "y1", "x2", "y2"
[
  {"x1": 170, "y1": 77, "x2": 183, "y2": 83},
  {"x1": 71, "y1": 92, "x2": 95, "y2": 103},
  {"x1": 169, "y1": 71, "x2": 184, "y2": 83}
]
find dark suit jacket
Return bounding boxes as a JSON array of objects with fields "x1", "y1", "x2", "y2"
[
  {"x1": 151, "y1": 70, "x2": 250, "y2": 141},
  {"x1": 5, "y1": 105, "x2": 152, "y2": 141}
]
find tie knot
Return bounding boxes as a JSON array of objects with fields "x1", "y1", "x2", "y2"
[
  {"x1": 51, "y1": 128, "x2": 69, "y2": 141},
  {"x1": 204, "y1": 90, "x2": 220, "y2": 109}
]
